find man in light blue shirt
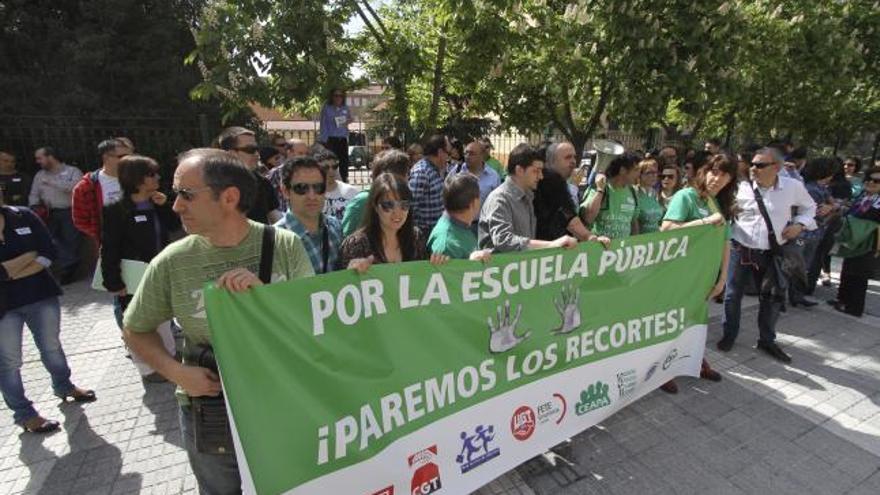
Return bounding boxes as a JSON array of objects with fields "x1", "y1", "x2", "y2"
[{"x1": 450, "y1": 140, "x2": 501, "y2": 217}]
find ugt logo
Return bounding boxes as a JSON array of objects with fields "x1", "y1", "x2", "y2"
[
  {"x1": 511, "y1": 406, "x2": 536, "y2": 441},
  {"x1": 575, "y1": 381, "x2": 611, "y2": 415},
  {"x1": 408, "y1": 446, "x2": 441, "y2": 495},
  {"x1": 456, "y1": 425, "x2": 500, "y2": 473}
]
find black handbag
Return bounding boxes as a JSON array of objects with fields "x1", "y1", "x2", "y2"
[
  {"x1": 751, "y1": 184, "x2": 808, "y2": 293},
  {"x1": 190, "y1": 226, "x2": 275, "y2": 454}
]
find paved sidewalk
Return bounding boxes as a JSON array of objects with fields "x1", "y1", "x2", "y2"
[{"x1": 1, "y1": 272, "x2": 879, "y2": 494}]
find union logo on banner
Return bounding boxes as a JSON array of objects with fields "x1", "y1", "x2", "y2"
[{"x1": 408, "y1": 446, "x2": 441, "y2": 495}]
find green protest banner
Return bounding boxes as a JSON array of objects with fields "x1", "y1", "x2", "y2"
[{"x1": 205, "y1": 226, "x2": 724, "y2": 495}]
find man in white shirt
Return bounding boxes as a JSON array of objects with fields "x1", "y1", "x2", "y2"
[
  {"x1": 719, "y1": 147, "x2": 817, "y2": 363},
  {"x1": 318, "y1": 148, "x2": 359, "y2": 220}
]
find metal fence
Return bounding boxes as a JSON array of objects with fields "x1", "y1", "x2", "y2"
[{"x1": 0, "y1": 115, "x2": 211, "y2": 177}]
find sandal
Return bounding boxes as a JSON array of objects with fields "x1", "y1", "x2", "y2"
[
  {"x1": 56, "y1": 387, "x2": 97, "y2": 403},
  {"x1": 19, "y1": 416, "x2": 60, "y2": 434}
]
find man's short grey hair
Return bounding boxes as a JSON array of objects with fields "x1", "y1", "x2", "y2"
[
  {"x1": 177, "y1": 148, "x2": 256, "y2": 213},
  {"x1": 545, "y1": 141, "x2": 574, "y2": 168},
  {"x1": 756, "y1": 147, "x2": 784, "y2": 164}
]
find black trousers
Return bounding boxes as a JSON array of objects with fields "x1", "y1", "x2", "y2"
[
  {"x1": 326, "y1": 136, "x2": 350, "y2": 183},
  {"x1": 838, "y1": 253, "x2": 878, "y2": 316}
]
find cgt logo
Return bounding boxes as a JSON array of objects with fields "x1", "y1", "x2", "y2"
[
  {"x1": 408, "y1": 446, "x2": 441, "y2": 495},
  {"x1": 368, "y1": 488, "x2": 394, "y2": 495},
  {"x1": 511, "y1": 406, "x2": 536, "y2": 441}
]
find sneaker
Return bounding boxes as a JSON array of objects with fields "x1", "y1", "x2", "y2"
[
  {"x1": 756, "y1": 341, "x2": 792, "y2": 363},
  {"x1": 716, "y1": 337, "x2": 734, "y2": 352}
]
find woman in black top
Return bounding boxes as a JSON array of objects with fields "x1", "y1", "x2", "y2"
[
  {"x1": 101, "y1": 155, "x2": 178, "y2": 328},
  {"x1": 0, "y1": 193, "x2": 95, "y2": 433}
]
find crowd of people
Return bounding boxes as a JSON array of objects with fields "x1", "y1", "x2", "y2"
[{"x1": 1, "y1": 121, "x2": 879, "y2": 494}]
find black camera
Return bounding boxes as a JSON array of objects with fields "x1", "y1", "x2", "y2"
[{"x1": 192, "y1": 344, "x2": 217, "y2": 373}]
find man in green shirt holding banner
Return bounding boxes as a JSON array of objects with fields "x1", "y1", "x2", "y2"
[
  {"x1": 428, "y1": 174, "x2": 492, "y2": 261},
  {"x1": 122, "y1": 149, "x2": 314, "y2": 495}
]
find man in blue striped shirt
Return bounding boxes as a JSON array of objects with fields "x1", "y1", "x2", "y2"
[
  {"x1": 408, "y1": 135, "x2": 449, "y2": 234},
  {"x1": 275, "y1": 156, "x2": 342, "y2": 274}
]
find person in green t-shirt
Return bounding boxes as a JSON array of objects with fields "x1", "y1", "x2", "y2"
[
  {"x1": 428, "y1": 174, "x2": 492, "y2": 260},
  {"x1": 122, "y1": 149, "x2": 314, "y2": 495},
  {"x1": 481, "y1": 137, "x2": 507, "y2": 178},
  {"x1": 659, "y1": 152, "x2": 738, "y2": 394},
  {"x1": 341, "y1": 149, "x2": 412, "y2": 237},
  {"x1": 635, "y1": 158, "x2": 665, "y2": 234},
  {"x1": 579, "y1": 153, "x2": 641, "y2": 239}
]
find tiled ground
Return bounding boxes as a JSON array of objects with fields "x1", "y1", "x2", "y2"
[{"x1": 1, "y1": 268, "x2": 879, "y2": 494}]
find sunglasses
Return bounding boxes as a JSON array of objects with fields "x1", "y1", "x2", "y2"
[
  {"x1": 234, "y1": 144, "x2": 259, "y2": 154},
  {"x1": 661, "y1": 173, "x2": 677, "y2": 179},
  {"x1": 750, "y1": 161, "x2": 774, "y2": 169},
  {"x1": 378, "y1": 200, "x2": 411, "y2": 212},
  {"x1": 290, "y1": 182, "x2": 327, "y2": 195},
  {"x1": 173, "y1": 186, "x2": 212, "y2": 201}
]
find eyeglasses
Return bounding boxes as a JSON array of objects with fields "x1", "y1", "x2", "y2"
[
  {"x1": 290, "y1": 182, "x2": 327, "y2": 195},
  {"x1": 234, "y1": 144, "x2": 259, "y2": 154},
  {"x1": 378, "y1": 200, "x2": 411, "y2": 212},
  {"x1": 173, "y1": 186, "x2": 212, "y2": 201},
  {"x1": 750, "y1": 161, "x2": 774, "y2": 169},
  {"x1": 865, "y1": 177, "x2": 880, "y2": 184},
  {"x1": 660, "y1": 173, "x2": 677, "y2": 179}
]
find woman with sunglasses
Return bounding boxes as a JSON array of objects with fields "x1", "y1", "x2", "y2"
[
  {"x1": 1, "y1": 189, "x2": 95, "y2": 433},
  {"x1": 635, "y1": 158, "x2": 664, "y2": 234},
  {"x1": 844, "y1": 157, "x2": 863, "y2": 198},
  {"x1": 658, "y1": 165, "x2": 682, "y2": 209},
  {"x1": 832, "y1": 166, "x2": 880, "y2": 317},
  {"x1": 101, "y1": 156, "x2": 178, "y2": 332},
  {"x1": 319, "y1": 88, "x2": 354, "y2": 183},
  {"x1": 339, "y1": 173, "x2": 447, "y2": 271},
  {"x1": 658, "y1": 153, "x2": 739, "y2": 393}
]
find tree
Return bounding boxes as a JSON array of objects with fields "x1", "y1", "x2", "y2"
[
  {"x1": 188, "y1": 0, "x2": 359, "y2": 121},
  {"x1": 0, "y1": 0, "x2": 210, "y2": 117}
]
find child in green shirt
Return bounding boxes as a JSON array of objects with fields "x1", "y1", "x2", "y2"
[{"x1": 428, "y1": 174, "x2": 491, "y2": 261}]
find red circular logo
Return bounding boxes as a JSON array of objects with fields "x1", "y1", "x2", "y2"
[{"x1": 511, "y1": 406, "x2": 536, "y2": 441}]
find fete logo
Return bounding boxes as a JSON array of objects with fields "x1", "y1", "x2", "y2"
[
  {"x1": 536, "y1": 393, "x2": 567, "y2": 425},
  {"x1": 408, "y1": 446, "x2": 441, "y2": 495},
  {"x1": 368, "y1": 487, "x2": 394, "y2": 495},
  {"x1": 616, "y1": 369, "x2": 637, "y2": 400},
  {"x1": 511, "y1": 406, "x2": 536, "y2": 441},
  {"x1": 575, "y1": 381, "x2": 611, "y2": 415},
  {"x1": 456, "y1": 425, "x2": 500, "y2": 473}
]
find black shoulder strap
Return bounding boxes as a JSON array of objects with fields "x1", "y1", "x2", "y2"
[
  {"x1": 259, "y1": 226, "x2": 276, "y2": 284},
  {"x1": 751, "y1": 182, "x2": 781, "y2": 253}
]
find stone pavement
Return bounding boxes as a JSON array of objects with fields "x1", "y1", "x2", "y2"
[{"x1": 1, "y1": 269, "x2": 879, "y2": 494}]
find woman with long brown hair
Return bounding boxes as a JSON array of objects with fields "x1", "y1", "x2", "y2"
[
  {"x1": 339, "y1": 173, "x2": 447, "y2": 271},
  {"x1": 658, "y1": 164, "x2": 682, "y2": 209},
  {"x1": 657, "y1": 153, "x2": 738, "y2": 393}
]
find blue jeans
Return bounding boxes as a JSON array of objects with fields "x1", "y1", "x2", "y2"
[
  {"x1": 722, "y1": 241, "x2": 781, "y2": 344},
  {"x1": 179, "y1": 405, "x2": 241, "y2": 495},
  {"x1": 47, "y1": 208, "x2": 81, "y2": 271},
  {"x1": 0, "y1": 297, "x2": 74, "y2": 424}
]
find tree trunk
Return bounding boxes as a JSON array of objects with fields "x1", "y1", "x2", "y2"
[{"x1": 424, "y1": 33, "x2": 447, "y2": 136}]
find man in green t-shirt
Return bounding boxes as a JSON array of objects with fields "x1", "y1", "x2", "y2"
[
  {"x1": 428, "y1": 174, "x2": 491, "y2": 260},
  {"x1": 122, "y1": 148, "x2": 314, "y2": 494},
  {"x1": 481, "y1": 137, "x2": 506, "y2": 178},
  {"x1": 579, "y1": 153, "x2": 641, "y2": 239}
]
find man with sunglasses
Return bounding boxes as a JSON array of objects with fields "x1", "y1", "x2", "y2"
[
  {"x1": 123, "y1": 149, "x2": 314, "y2": 494},
  {"x1": 276, "y1": 155, "x2": 342, "y2": 274},
  {"x1": 217, "y1": 127, "x2": 282, "y2": 225},
  {"x1": 720, "y1": 147, "x2": 817, "y2": 363},
  {"x1": 71, "y1": 138, "x2": 130, "y2": 247}
]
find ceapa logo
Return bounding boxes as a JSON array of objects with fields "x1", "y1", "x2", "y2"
[
  {"x1": 408, "y1": 446, "x2": 441, "y2": 495},
  {"x1": 511, "y1": 406, "x2": 536, "y2": 441},
  {"x1": 616, "y1": 369, "x2": 637, "y2": 399},
  {"x1": 575, "y1": 381, "x2": 611, "y2": 415},
  {"x1": 455, "y1": 425, "x2": 501, "y2": 473},
  {"x1": 368, "y1": 487, "x2": 394, "y2": 495},
  {"x1": 536, "y1": 393, "x2": 567, "y2": 425}
]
